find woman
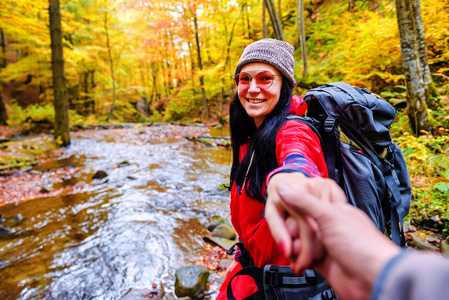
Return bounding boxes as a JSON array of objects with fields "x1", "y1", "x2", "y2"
[{"x1": 216, "y1": 38, "x2": 329, "y2": 299}]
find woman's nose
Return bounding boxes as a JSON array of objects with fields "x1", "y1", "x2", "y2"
[{"x1": 247, "y1": 77, "x2": 260, "y2": 92}]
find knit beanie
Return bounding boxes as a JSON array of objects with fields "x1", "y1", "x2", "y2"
[{"x1": 234, "y1": 38, "x2": 296, "y2": 88}]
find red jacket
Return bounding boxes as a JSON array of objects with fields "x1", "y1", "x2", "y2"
[{"x1": 217, "y1": 96, "x2": 328, "y2": 300}]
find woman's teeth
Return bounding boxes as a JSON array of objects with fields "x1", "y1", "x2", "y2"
[{"x1": 247, "y1": 99, "x2": 265, "y2": 103}]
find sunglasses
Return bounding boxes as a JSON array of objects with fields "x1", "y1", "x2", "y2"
[{"x1": 234, "y1": 71, "x2": 282, "y2": 90}]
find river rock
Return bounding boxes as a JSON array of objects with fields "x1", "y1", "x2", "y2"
[
  {"x1": 93, "y1": 170, "x2": 108, "y2": 180},
  {"x1": 211, "y1": 224, "x2": 237, "y2": 240},
  {"x1": 441, "y1": 240, "x2": 449, "y2": 256},
  {"x1": 40, "y1": 185, "x2": 54, "y2": 193},
  {"x1": 207, "y1": 217, "x2": 229, "y2": 232},
  {"x1": 175, "y1": 265, "x2": 210, "y2": 298},
  {"x1": 411, "y1": 232, "x2": 440, "y2": 251},
  {"x1": 0, "y1": 225, "x2": 12, "y2": 237}
]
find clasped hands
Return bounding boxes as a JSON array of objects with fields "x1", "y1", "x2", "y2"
[{"x1": 265, "y1": 172, "x2": 400, "y2": 300}]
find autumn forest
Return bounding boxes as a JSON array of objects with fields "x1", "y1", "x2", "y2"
[{"x1": 1, "y1": 0, "x2": 449, "y2": 259}]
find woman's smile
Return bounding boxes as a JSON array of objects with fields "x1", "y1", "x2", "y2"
[{"x1": 246, "y1": 98, "x2": 267, "y2": 104}]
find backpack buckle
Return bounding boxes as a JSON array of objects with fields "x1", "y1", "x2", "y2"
[
  {"x1": 264, "y1": 268, "x2": 281, "y2": 287},
  {"x1": 324, "y1": 118, "x2": 335, "y2": 133}
]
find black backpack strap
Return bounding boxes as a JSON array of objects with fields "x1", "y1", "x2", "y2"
[
  {"x1": 227, "y1": 267, "x2": 265, "y2": 300},
  {"x1": 285, "y1": 115, "x2": 341, "y2": 187}
]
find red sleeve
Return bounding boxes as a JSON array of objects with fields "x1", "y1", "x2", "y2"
[{"x1": 269, "y1": 120, "x2": 328, "y2": 181}]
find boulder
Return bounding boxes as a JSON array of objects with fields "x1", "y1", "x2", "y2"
[
  {"x1": 441, "y1": 240, "x2": 449, "y2": 256},
  {"x1": 175, "y1": 265, "x2": 209, "y2": 298},
  {"x1": 411, "y1": 232, "x2": 439, "y2": 251},
  {"x1": 0, "y1": 225, "x2": 12, "y2": 237},
  {"x1": 93, "y1": 170, "x2": 108, "y2": 180},
  {"x1": 207, "y1": 218, "x2": 228, "y2": 232},
  {"x1": 211, "y1": 224, "x2": 237, "y2": 240}
]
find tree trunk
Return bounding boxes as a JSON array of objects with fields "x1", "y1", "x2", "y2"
[
  {"x1": 262, "y1": 0, "x2": 267, "y2": 38},
  {"x1": 277, "y1": 0, "x2": 281, "y2": 19},
  {"x1": 192, "y1": 11, "x2": 210, "y2": 119},
  {"x1": 0, "y1": 28, "x2": 6, "y2": 68},
  {"x1": 0, "y1": 85, "x2": 7, "y2": 125},
  {"x1": 411, "y1": 0, "x2": 441, "y2": 110},
  {"x1": 104, "y1": 11, "x2": 117, "y2": 119},
  {"x1": 246, "y1": 5, "x2": 251, "y2": 39},
  {"x1": 263, "y1": 0, "x2": 284, "y2": 40},
  {"x1": 395, "y1": 0, "x2": 430, "y2": 135},
  {"x1": 187, "y1": 41, "x2": 200, "y2": 116},
  {"x1": 49, "y1": 0, "x2": 70, "y2": 146},
  {"x1": 348, "y1": 0, "x2": 355, "y2": 11},
  {"x1": 297, "y1": 0, "x2": 308, "y2": 78},
  {"x1": 0, "y1": 28, "x2": 7, "y2": 125}
]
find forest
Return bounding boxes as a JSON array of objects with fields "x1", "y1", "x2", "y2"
[{"x1": 1, "y1": 0, "x2": 449, "y2": 259}]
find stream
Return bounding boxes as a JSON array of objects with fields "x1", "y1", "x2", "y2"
[{"x1": 0, "y1": 125, "x2": 231, "y2": 299}]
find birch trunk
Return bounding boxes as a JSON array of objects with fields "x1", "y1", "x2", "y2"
[
  {"x1": 263, "y1": 0, "x2": 284, "y2": 40},
  {"x1": 49, "y1": 0, "x2": 70, "y2": 146},
  {"x1": 297, "y1": 0, "x2": 308, "y2": 77},
  {"x1": 411, "y1": 0, "x2": 440, "y2": 109},
  {"x1": 395, "y1": 0, "x2": 430, "y2": 135}
]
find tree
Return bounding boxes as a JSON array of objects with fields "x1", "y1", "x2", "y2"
[
  {"x1": 104, "y1": 10, "x2": 117, "y2": 119},
  {"x1": 263, "y1": 0, "x2": 284, "y2": 40},
  {"x1": 395, "y1": 0, "x2": 433, "y2": 135},
  {"x1": 411, "y1": 0, "x2": 441, "y2": 110},
  {"x1": 49, "y1": 0, "x2": 70, "y2": 146},
  {"x1": 0, "y1": 28, "x2": 7, "y2": 125},
  {"x1": 262, "y1": 0, "x2": 268, "y2": 38},
  {"x1": 297, "y1": 0, "x2": 308, "y2": 77},
  {"x1": 188, "y1": 2, "x2": 210, "y2": 119}
]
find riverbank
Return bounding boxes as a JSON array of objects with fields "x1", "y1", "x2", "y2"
[{"x1": 0, "y1": 123, "x2": 214, "y2": 206}]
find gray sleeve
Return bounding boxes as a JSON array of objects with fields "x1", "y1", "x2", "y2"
[{"x1": 371, "y1": 250, "x2": 449, "y2": 300}]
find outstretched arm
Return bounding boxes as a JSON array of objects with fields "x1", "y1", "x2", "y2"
[{"x1": 265, "y1": 174, "x2": 400, "y2": 300}]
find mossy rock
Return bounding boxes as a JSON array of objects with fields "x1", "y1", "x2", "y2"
[
  {"x1": 207, "y1": 217, "x2": 230, "y2": 232},
  {"x1": 174, "y1": 265, "x2": 209, "y2": 298},
  {"x1": 211, "y1": 224, "x2": 237, "y2": 240}
]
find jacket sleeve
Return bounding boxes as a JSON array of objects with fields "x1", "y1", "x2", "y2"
[
  {"x1": 371, "y1": 250, "x2": 449, "y2": 300},
  {"x1": 267, "y1": 120, "x2": 328, "y2": 183}
]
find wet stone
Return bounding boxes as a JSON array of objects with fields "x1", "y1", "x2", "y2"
[
  {"x1": 92, "y1": 170, "x2": 108, "y2": 180},
  {"x1": 211, "y1": 224, "x2": 236, "y2": 240},
  {"x1": 175, "y1": 265, "x2": 210, "y2": 299},
  {"x1": 441, "y1": 240, "x2": 449, "y2": 256},
  {"x1": 411, "y1": 232, "x2": 440, "y2": 251},
  {"x1": 0, "y1": 225, "x2": 12, "y2": 237},
  {"x1": 207, "y1": 218, "x2": 229, "y2": 232}
]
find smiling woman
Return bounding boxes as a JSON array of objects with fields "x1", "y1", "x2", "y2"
[{"x1": 216, "y1": 39, "x2": 330, "y2": 300}]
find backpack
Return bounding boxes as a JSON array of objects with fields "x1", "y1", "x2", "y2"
[
  {"x1": 296, "y1": 82, "x2": 411, "y2": 245},
  {"x1": 226, "y1": 82, "x2": 411, "y2": 300}
]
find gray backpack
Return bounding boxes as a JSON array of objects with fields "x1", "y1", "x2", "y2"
[{"x1": 293, "y1": 82, "x2": 411, "y2": 245}]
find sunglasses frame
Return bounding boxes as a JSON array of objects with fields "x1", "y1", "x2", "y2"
[{"x1": 234, "y1": 70, "x2": 282, "y2": 91}]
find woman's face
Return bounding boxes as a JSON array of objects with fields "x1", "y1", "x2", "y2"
[{"x1": 238, "y1": 62, "x2": 283, "y2": 127}]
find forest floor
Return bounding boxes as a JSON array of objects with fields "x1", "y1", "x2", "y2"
[{"x1": 0, "y1": 124, "x2": 447, "y2": 259}]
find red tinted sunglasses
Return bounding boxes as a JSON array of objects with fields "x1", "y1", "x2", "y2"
[{"x1": 234, "y1": 71, "x2": 281, "y2": 90}]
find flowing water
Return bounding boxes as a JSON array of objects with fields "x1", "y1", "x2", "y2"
[{"x1": 0, "y1": 125, "x2": 231, "y2": 299}]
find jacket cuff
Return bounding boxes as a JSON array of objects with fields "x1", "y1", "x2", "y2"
[{"x1": 370, "y1": 249, "x2": 408, "y2": 300}]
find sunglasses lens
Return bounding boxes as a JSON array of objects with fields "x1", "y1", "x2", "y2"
[
  {"x1": 234, "y1": 71, "x2": 276, "y2": 90},
  {"x1": 256, "y1": 72, "x2": 275, "y2": 89},
  {"x1": 235, "y1": 73, "x2": 250, "y2": 90}
]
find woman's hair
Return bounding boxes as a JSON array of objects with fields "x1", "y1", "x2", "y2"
[{"x1": 229, "y1": 75, "x2": 292, "y2": 202}]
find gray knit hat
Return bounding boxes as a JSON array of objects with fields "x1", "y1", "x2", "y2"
[{"x1": 234, "y1": 38, "x2": 296, "y2": 88}]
